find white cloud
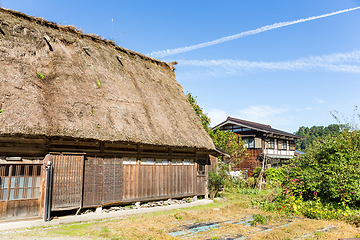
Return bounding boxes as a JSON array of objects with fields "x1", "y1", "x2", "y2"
[
  {"x1": 149, "y1": 7, "x2": 360, "y2": 58},
  {"x1": 315, "y1": 99, "x2": 326, "y2": 104},
  {"x1": 176, "y1": 50, "x2": 360, "y2": 77}
]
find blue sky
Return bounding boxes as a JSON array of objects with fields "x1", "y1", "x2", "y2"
[{"x1": 2, "y1": 0, "x2": 360, "y2": 133}]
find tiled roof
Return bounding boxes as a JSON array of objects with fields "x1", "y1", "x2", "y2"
[{"x1": 214, "y1": 117, "x2": 303, "y2": 139}]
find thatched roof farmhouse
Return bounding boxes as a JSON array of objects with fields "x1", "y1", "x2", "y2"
[{"x1": 0, "y1": 8, "x2": 215, "y2": 221}]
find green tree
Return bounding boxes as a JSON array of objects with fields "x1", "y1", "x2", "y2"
[
  {"x1": 294, "y1": 124, "x2": 344, "y2": 151},
  {"x1": 186, "y1": 93, "x2": 211, "y2": 132}
]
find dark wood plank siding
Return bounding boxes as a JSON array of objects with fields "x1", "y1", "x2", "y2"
[
  {"x1": 51, "y1": 154, "x2": 84, "y2": 210},
  {"x1": 196, "y1": 164, "x2": 208, "y2": 196},
  {"x1": 232, "y1": 149, "x2": 263, "y2": 177},
  {"x1": 122, "y1": 164, "x2": 197, "y2": 201},
  {"x1": 83, "y1": 157, "x2": 104, "y2": 208},
  {"x1": 102, "y1": 157, "x2": 123, "y2": 204}
]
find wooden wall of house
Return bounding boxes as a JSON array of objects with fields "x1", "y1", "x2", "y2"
[
  {"x1": 0, "y1": 137, "x2": 212, "y2": 220},
  {"x1": 83, "y1": 156, "x2": 123, "y2": 208},
  {"x1": 83, "y1": 156, "x2": 203, "y2": 207},
  {"x1": 50, "y1": 154, "x2": 84, "y2": 211},
  {"x1": 122, "y1": 164, "x2": 197, "y2": 202},
  {"x1": 232, "y1": 149, "x2": 262, "y2": 177}
]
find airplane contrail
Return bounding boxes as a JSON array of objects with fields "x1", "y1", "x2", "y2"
[{"x1": 148, "y1": 6, "x2": 360, "y2": 58}]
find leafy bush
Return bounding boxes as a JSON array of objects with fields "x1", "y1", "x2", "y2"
[
  {"x1": 208, "y1": 170, "x2": 225, "y2": 199},
  {"x1": 282, "y1": 130, "x2": 360, "y2": 208},
  {"x1": 252, "y1": 213, "x2": 270, "y2": 225},
  {"x1": 252, "y1": 167, "x2": 262, "y2": 178},
  {"x1": 265, "y1": 168, "x2": 285, "y2": 186},
  {"x1": 208, "y1": 164, "x2": 231, "y2": 198},
  {"x1": 245, "y1": 177, "x2": 257, "y2": 188}
]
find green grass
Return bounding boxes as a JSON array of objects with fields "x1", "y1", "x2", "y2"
[{"x1": 2, "y1": 189, "x2": 360, "y2": 239}]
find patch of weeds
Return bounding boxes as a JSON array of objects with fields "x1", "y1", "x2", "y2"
[
  {"x1": 314, "y1": 231, "x2": 324, "y2": 237},
  {"x1": 96, "y1": 76, "x2": 101, "y2": 88},
  {"x1": 101, "y1": 227, "x2": 110, "y2": 233},
  {"x1": 89, "y1": 110, "x2": 95, "y2": 116},
  {"x1": 110, "y1": 236, "x2": 125, "y2": 240},
  {"x1": 211, "y1": 236, "x2": 219, "y2": 239},
  {"x1": 52, "y1": 222, "x2": 94, "y2": 237},
  {"x1": 36, "y1": 71, "x2": 44, "y2": 79},
  {"x1": 238, "y1": 188, "x2": 259, "y2": 195},
  {"x1": 174, "y1": 213, "x2": 183, "y2": 220},
  {"x1": 282, "y1": 237, "x2": 291, "y2": 240},
  {"x1": 252, "y1": 213, "x2": 270, "y2": 226},
  {"x1": 0, "y1": 109, "x2": 3, "y2": 115}
]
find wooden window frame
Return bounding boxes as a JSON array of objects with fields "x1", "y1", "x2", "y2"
[
  {"x1": 197, "y1": 163, "x2": 206, "y2": 176},
  {"x1": 0, "y1": 164, "x2": 42, "y2": 202}
]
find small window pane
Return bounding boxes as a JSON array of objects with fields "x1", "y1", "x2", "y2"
[
  {"x1": 172, "y1": 159, "x2": 182, "y2": 165},
  {"x1": 130, "y1": 158, "x2": 137, "y2": 165},
  {"x1": 162, "y1": 160, "x2": 169, "y2": 165},
  {"x1": 27, "y1": 177, "x2": 33, "y2": 188},
  {"x1": 141, "y1": 158, "x2": 154, "y2": 165},
  {"x1": 35, "y1": 177, "x2": 40, "y2": 187},
  {"x1": 9, "y1": 189, "x2": 15, "y2": 200},
  {"x1": 10, "y1": 178, "x2": 16, "y2": 188},
  {"x1": 156, "y1": 159, "x2": 163, "y2": 165},
  {"x1": 1, "y1": 189, "x2": 7, "y2": 201},
  {"x1": 27, "y1": 188, "x2": 32, "y2": 199},
  {"x1": 34, "y1": 188, "x2": 40, "y2": 198},
  {"x1": 36, "y1": 166, "x2": 41, "y2": 176},
  {"x1": 19, "y1": 177, "x2": 25, "y2": 188},
  {"x1": 18, "y1": 189, "x2": 24, "y2": 199},
  {"x1": 124, "y1": 157, "x2": 137, "y2": 165},
  {"x1": 2, "y1": 177, "x2": 8, "y2": 188},
  {"x1": 28, "y1": 166, "x2": 33, "y2": 176},
  {"x1": 20, "y1": 166, "x2": 25, "y2": 176}
]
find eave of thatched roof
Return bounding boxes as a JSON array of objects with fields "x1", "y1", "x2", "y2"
[{"x1": 0, "y1": 8, "x2": 215, "y2": 151}]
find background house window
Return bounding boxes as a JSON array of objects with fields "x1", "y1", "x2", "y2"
[
  {"x1": 243, "y1": 137, "x2": 255, "y2": 148},
  {"x1": 278, "y1": 140, "x2": 287, "y2": 150},
  {"x1": 266, "y1": 138, "x2": 275, "y2": 149},
  {"x1": 289, "y1": 141, "x2": 295, "y2": 151}
]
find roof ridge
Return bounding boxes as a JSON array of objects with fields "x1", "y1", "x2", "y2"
[
  {"x1": 0, "y1": 7, "x2": 171, "y2": 68},
  {"x1": 227, "y1": 117, "x2": 271, "y2": 128}
]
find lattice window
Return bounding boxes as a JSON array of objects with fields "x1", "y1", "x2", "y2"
[
  {"x1": 0, "y1": 165, "x2": 10, "y2": 201},
  {"x1": 0, "y1": 165, "x2": 41, "y2": 201}
]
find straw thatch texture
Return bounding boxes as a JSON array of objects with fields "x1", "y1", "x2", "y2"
[{"x1": 0, "y1": 8, "x2": 215, "y2": 150}]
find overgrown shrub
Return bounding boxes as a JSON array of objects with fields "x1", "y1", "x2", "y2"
[
  {"x1": 281, "y1": 130, "x2": 360, "y2": 208},
  {"x1": 246, "y1": 177, "x2": 257, "y2": 188},
  {"x1": 265, "y1": 168, "x2": 285, "y2": 186},
  {"x1": 208, "y1": 164, "x2": 231, "y2": 198}
]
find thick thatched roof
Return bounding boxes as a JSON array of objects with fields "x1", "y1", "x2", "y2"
[{"x1": 0, "y1": 8, "x2": 215, "y2": 150}]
